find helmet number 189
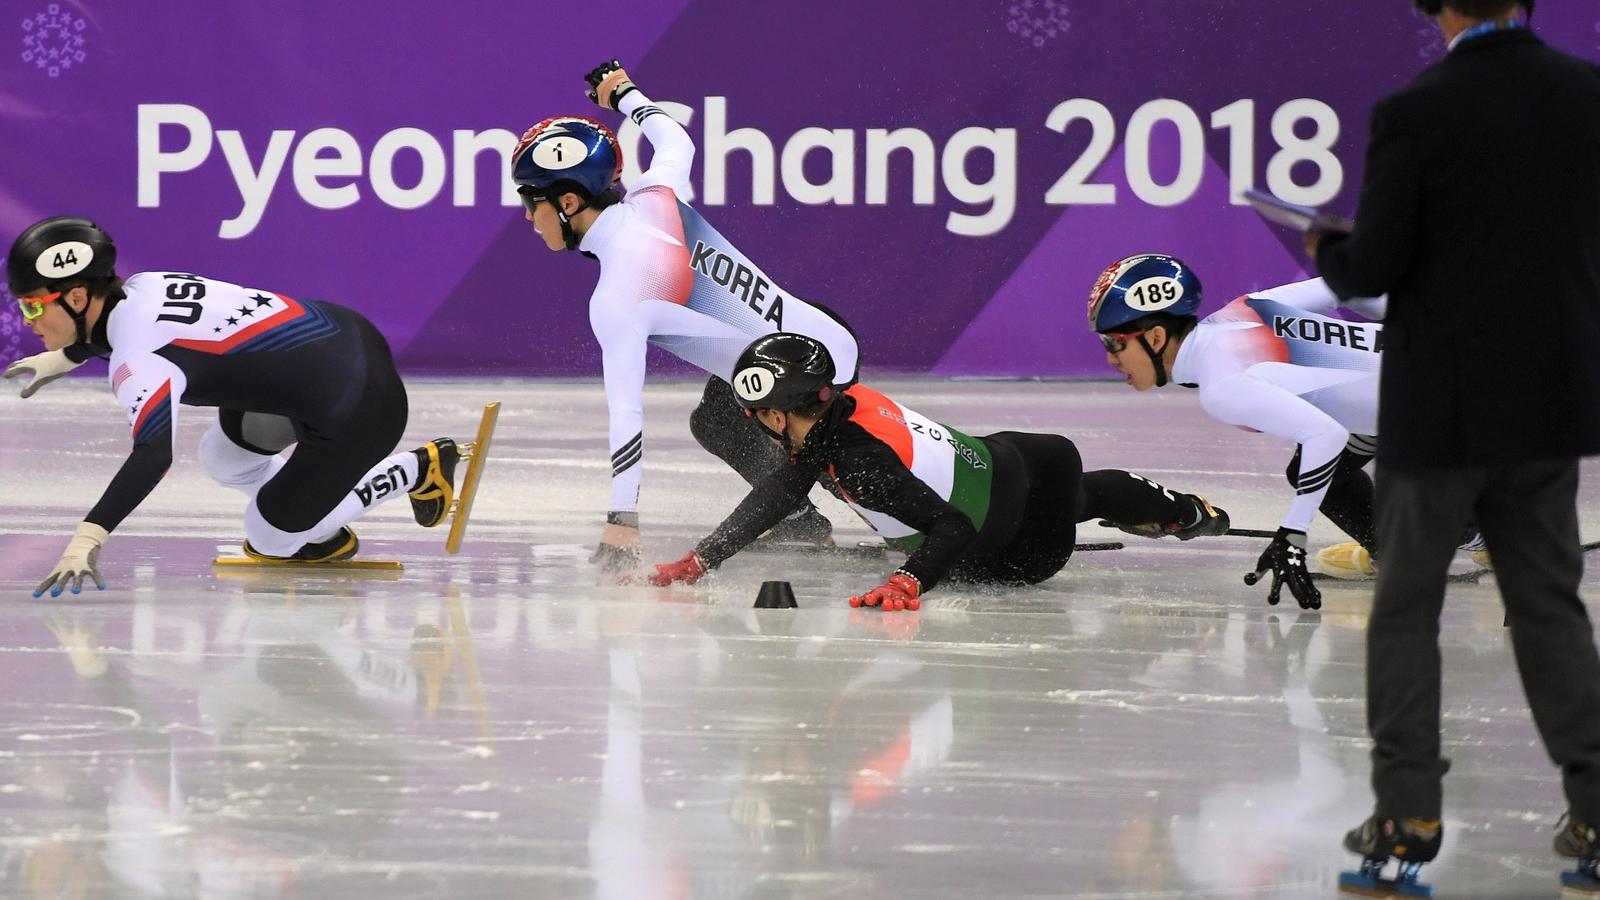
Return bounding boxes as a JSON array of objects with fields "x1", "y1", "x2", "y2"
[{"x1": 1130, "y1": 282, "x2": 1176, "y2": 308}]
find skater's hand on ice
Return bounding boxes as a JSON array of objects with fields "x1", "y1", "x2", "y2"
[
  {"x1": 647, "y1": 551, "x2": 706, "y2": 586},
  {"x1": 35, "y1": 523, "x2": 108, "y2": 598},
  {"x1": 849, "y1": 572, "x2": 921, "y2": 611},
  {"x1": 1244, "y1": 527, "x2": 1321, "y2": 610},
  {"x1": 591, "y1": 515, "x2": 642, "y2": 573},
  {"x1": 3, "y1": 348, "x2": 83, "y2": 399},
  {"x1": 584, "y1": 60, "x2": 637, "y2": 110}
]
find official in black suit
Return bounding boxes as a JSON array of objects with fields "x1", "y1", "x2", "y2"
[{"x1": 1312, "y1": 0, "x2": 1600, "y2": 873}]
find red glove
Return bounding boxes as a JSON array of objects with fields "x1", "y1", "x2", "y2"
[
  {"x1": 848, "y1": 572, "x2": 921, "y2": 611},
  {"x1": 648, "y1": 551, "x2": 707, "y2": 586}
]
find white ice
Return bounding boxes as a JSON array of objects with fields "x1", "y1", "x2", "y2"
[{"x1": 1, "y1": 379, "x2": 1597, "y2": 898}]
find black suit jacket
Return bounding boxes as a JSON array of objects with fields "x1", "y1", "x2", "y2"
[{"x1": 1317, "y1": 28, "x2": 1600, "y2": 467}]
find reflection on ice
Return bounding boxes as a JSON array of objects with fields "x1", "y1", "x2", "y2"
[{"x1": 2, "y1": 381, "x2": 1596, "y2": 898}]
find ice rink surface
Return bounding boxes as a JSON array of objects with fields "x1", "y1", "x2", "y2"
[{"x1": 3, "y1": 379, "x2": 1599, "y2": 899}]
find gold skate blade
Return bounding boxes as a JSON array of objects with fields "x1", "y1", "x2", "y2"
[
  {"x1": 213, "y1": 556, "x2": 403, "y2": 572},
  {"x1": 446, "y1": 401, "x2": 499, "y2": 555}
]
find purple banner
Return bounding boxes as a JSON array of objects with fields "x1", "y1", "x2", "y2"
[{"x1": 5, "y1": 1, "x2": 1595, "y2": 376}]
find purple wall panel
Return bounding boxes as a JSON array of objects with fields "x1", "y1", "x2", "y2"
[{"x1": 5, "y1": 1, "x2": 1594, "y2": 375}]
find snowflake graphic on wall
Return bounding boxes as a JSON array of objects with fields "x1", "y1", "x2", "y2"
[
  {"x1": 20, "y1": 4, "x2": 88, "y2": 78},
  {"x1": 0, "y1": 287, "x2": 24, "y2": 362},
  {"x1": 1006, "y1": 0, "x2": 1070, "y2": 49}
]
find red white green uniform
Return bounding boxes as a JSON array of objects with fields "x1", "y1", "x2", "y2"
[{"x1": 693, "y1": 385, "x2": 1194, "y2": 591}]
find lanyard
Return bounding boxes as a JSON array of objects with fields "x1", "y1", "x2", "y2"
[{"x1": 1449, "y1": 17, "x2": 1522, "y2": 52}]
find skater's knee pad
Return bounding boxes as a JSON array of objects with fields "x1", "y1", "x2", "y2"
[
  {"x1": 219, "y1": 409, "x2": 296, "y2": 454},
  {"x1": 201, "y1": 422, "x2": 279, "y2": 490}
]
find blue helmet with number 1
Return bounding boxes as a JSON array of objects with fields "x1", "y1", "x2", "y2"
[
  {"x1": 1087, "y1": 254, "x2": 1203, "y2": 333},
  {"x1": 510, "y1": 116, "x2": 622, "y2": 198}
]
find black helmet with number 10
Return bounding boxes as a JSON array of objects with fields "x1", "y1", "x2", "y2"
[{"x1": 730, "y1": 334, "x2": 836, "y2": 413}]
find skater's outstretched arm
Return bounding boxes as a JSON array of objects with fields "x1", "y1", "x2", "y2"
[
  {"x1": 693, "y1": 462, "x2": 821, "y2": 568},
  {"x1": 584, "y1": 61, "x2": 694, "y2": 197},
  {"x1": 830, "y1": 440, "x2": 978, "y2": 594},
  {"x1": 1250, "y1": 277, "x2": 1388, "y2": 320},
  {"x1": 620, "y1": 89, "x2": 694, "y2": 197},
  {"x1": 36, "y1": 352, "x2": 188, "y2": 597},
  {"x1": 593, "y1": 289, "x2": 651, "y2": 519}
]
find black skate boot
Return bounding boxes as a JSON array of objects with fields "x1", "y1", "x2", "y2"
[
  {"x1": 243, "y1": 526, "x2": 359, "y2": 563},
  {"x1": 1555, "y1": 813, "x2": 1600, "y2": 893},
  {"x1": 1338, "y1": 814, "x2": 1440, "y2": 897},
  {"x1": 1099, "y1": 494, "x2": 1229, "y2": 541},
  {"x1": 409, "y1": 438, "x2": 460, "y2": 528},
  {"x1": 1170, "y1": 494, "x2": 1229, "y2": 540},
  {"x1": 750, "y1": 506, "x2": 835, "y2": 551}
]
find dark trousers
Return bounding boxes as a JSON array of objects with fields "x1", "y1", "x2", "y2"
[
  {"x1": 1368, "y1": 459, "x2": 1600, "y2": 822},
  {"x1": 949, "y1": 432, "x2": 1085, "y2": 585},
  {"x1": 948, "y1": 434, "x2": 1187, "y2": 586},
  {"x1": 242, "y1": 316, "x2": 409, "y2": 534}
]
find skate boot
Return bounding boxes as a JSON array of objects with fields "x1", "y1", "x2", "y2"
[
  {"x1": 1339, "y1": 814, "x2": 1440, "y2": 897},
  {"x1": 243, "y1": 526, "x2": 360, "y2": 563},
  {"x1": 1170, "y1": 493, "x2": 1229, "y2": 540},
  {"x1": 1555, "y1": 813, "x2": 1600, "y2": 893},
  {"x1": 750, "y1": 506, "x2": 835, "y2": 550},
  {"x1": 1316, "y1": 541, "x2": 1378, "y2": 580},
  {"x1": 1458, "y1": 528, "x2": 1492, "y2": 572},
  {"x1": 1100, "y1": 494, "x2": 1229, "y2": 540},
  {"x1": 409, "y1": 438, "x2": 460, "y2": 528}
]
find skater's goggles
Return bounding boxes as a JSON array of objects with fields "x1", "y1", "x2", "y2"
[
  {"x1": 517, "y1": 186, "x2": 548, "y2": 216},
  {"x1": 14, "y1": 290, "x2": 62, "y2": 322},
  {"x1": 1097, "y1": 328, "x2": 1145, "y2": 353}
]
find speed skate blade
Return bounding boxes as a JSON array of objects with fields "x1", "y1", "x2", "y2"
[
  {"x1": 1338, "y1": 871, "x2": 1434, "y2": 898},
  {"x1": 213, "y1": 556, "x2": 403, "y2": 572},
  {"x1": 1562, "y1": 864, "x2": 1600, "y2": 895},
  {"x1": 446, "y1": 401, "x2": 500, "y2": 555}
]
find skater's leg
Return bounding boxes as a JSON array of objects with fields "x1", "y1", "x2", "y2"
[
  {"x1": 200, "y1": 410, "x2": 293, "y2": 496},
  {"x1": 1287, "y1": 440, "x2": 1378, "y2": 552},
  {"x1": 1081, "y1": 470, "x2": 1182, "y2": 525},
  {"x1": 689, "y1": 376, "x2": 786, "y2": 485},
  {"x1": 1367, "y1": 464, "x2": 1480, "y2": 819},
  {"x1": 1328, "y1": 442, "x2": 1378, "y2": 552},
  {"x1": 690, "y1": 376, "x2": 826, "y2": 541},
  {"x1": 1478, "y1": 459, "x2": 1600, "y2": 826},
  {"x1": 247, "y1": 320, "x2": 411, "y2": 557},
  {"x1": 1081, "y1": 468, "x2": 1227, "y2": 540}
]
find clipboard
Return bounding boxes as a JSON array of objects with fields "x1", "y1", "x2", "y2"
[{"x1": 1241, "y1": 188, "x2": 1353, "y2": 234}]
